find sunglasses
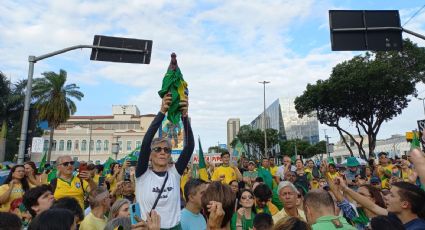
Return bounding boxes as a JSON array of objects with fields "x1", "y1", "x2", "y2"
[
  {"x1": 60, "y1": 161, "x2": 75, "y2": 167},
  {"x1": 152, "y1": 146, "x2": 171, "y2": 154},
  {"x1": 241, "y1": 195, "x2": 253, "y2": 200}
]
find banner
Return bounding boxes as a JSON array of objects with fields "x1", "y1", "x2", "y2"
[
  {"x1": 192, "y1": 154, "x2": 222, "y2": 164},
  {"x1": 159, "y1": 115, "x2": 184, "y2": 155}
]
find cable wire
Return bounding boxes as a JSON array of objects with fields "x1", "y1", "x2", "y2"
[{"x1": 403, "y1": 4, "x2": 425, "y2": 27}]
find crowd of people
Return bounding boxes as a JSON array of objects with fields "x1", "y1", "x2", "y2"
[{"x1": 1, "y1": 96, "x2": 425, "y2": 230}]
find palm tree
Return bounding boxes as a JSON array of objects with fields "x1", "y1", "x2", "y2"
[{"x1": 33, "y1": 69, "x2": 84, "y2": 162}]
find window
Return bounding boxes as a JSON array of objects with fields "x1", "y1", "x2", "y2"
[
  {"x1": 75, "y1": 140, "x2": 79, "y2": 150},
  {"x1": 136, "y1": 141, "x2": 141, "y2": 149},
  {"x1": 104, "y1": 140, "x2": 109, "y2": 151},
  {"x1": 52, "y1": 140, "x2": 57, "y2": 151},
  {"x1": 43, "y1": 140, "x2": 49, "y2": 151},
  {"x1": 118, "y1": 141, "x2": 122, "y2": 150},
  {"x1": 59, "y1": 140, "x2": 64, "y2": 151},
  {"x1": 127, "y1": 141, "x2": 132, "y2": 151},
  {"x1": 81, "y1": 140, "x2": 87, "y2": 151},
  {"x1": 90, "y1": 140, "x2": 94, "y2": 151},
  {"x1": 96, "y1": 140, "x2": 102, "y2": 152},
  {"x1": 66, "y1": 140, "x2": 72, "y2": 151}
]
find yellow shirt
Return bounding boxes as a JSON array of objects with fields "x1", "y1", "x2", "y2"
[
  {"x1": 401, "y1": 168, "x2": 414, "y2": 183},
  {"x1": 273, "y1": 208, "x2": 306, "y2": 224},
  {"x1": 0, "y1": 184, "x2": 24, "y2": 212},
  {"x1": 326, "y1": 171, "x2": 340, "y2": 181},
  {"x1": 256, "y1": 201, "x2": 279, "y2": 215},
  {"x1": 211, "y1": 166, "x2": 237, "y2": 184},
  {"x1": 270, "y1": 166, "x2": 278, "y2": 178},
  {"x1": 378, "y1": 164, "x2": 393, "y2": 189},
  {"x1": 79, "y1": 212, "x2": 107, "y2": 230},
  {"x1": 106, "y1": 174, "x2": 118, "y2": 192},
  {"x1": 93, "y1": 174, "x2": 100, "y2": 185},
  {"x1": 53, "y1": 176, "x2": 88, "y2": 210}
]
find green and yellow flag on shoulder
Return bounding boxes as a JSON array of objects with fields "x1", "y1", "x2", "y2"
[
  {"x1": 38, "y1": 150, "x2": 47, "y2": 173},
  {"x1": 411, "y1": 131, "x2": 421, "y2": 149},
  {"x1": 158, "y1": 53, "x2": 188, "y2": 124},
  {"x1": 198, "y1": 137, "x2": 209, "y2": 182}
]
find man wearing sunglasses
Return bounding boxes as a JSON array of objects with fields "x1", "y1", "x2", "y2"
[
  {"x1": 135, "y1": 93, "x2": 194, "y2": 230},
  {"x1": 51, "y1": 155, "x2": 96, "y2": 210}
]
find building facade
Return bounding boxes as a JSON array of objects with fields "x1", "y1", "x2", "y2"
[
  {"x1": 250, "y1": 97, "x2": 319, "y2": 157},
  {"x1": 33, "y1": 105, "x2": 155, "y2": 163},
  {"x1": 320, "y1": 134, "x2": 410, "y2": 164},
  {"x1": 227, "y1": 118, "x2": 240, "y2": 154}
]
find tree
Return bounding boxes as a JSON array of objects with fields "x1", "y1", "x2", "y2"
[
  {"x1": 207, "y1": 146, "x2": 228, "y2": 154},
  {"x1": 33, "y1": 70, "x2": 84, "y2": 162},
  {"x1": 295, "y1": 39, "x2": 425, "y2": 159},
  {"x1": 234, "y1": 125, "x2": 279, "y2": 158}
]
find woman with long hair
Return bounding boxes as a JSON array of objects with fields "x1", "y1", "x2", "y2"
[
  {"x1": 24, "y1": 161, "x2": 47, "y2": 187},
  {"x1": 231, "y1": 189, "x2": 256, "y2": 230},
  {"x1": 106, "y1": 162, "x2": 121, "y2": 192},
  {"x1": 0, "y1": 165, "x2": 30, "y2": 212}
]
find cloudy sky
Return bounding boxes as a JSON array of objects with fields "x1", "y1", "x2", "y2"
[{"x1": 1, "y1": 0, "x2": 425, "y2": 150}]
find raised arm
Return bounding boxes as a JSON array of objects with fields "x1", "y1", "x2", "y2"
[
  {"x1": 136, "y1": 94, "x2": 171, "y2": 178},
  {"x1": 175, "y1": 98, "x2": 195, "y2": 175}
]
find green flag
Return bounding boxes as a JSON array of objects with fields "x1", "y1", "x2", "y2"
[
  {"x1": 411, "y1": 131, "x2": 421, "y2": 149},
  {"x1": 38, "y1": 151, "x2": 47, "y2": 173},
  {"x1": 47, "y1": 167, "x2": 57, "y2": 183},
  {"x1": 103, "y1": 157, "x2": 115, "y2": 176},
  {"x1": 198, "y1": 137, "x2": 209, "y2": 181},
  {"x1": 158, "y1": 53, "x2": 188, "y2": 124}
]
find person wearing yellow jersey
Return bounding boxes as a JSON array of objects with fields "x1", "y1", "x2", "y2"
[
  {"x1": 253, "y1": 183, "x2": 279, "y2": 215},
  {"x1": 376, "y1": 152, "x2": 393, "y2": 189},
  {"x1": 51, "y1": 156, "x2": 96, "y2": 210},
  {"x1": 211, "y1": 151, "x2": 242, "y2": 184},
  {"x1": 80, "y1": 187, "x2": 111, "y2": 230},
  {"x1": 24, "y1": 161, "x2": 48, "y2": 187},
  {"x1": 268, "y1": 157, "x2": 278, "y2": 178},
  {"x1": 400, "y1": 158, "x2": 415, "y2": 183},
  {"x1": 0, "y1": 165, "x2": 30, "y2": 212},
  {"x1": 106, "y1": 162, "x2": 121, "y2": 192},
  {"x1": 326, "y1": 163, "x2": 340, "y2": 181}
]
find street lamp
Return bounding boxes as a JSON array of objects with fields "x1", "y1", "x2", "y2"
[
  {"x1": 112, "y1": 136, "x2": 121, "y2": 160},
  {"x1": 17, "y1": 35, "x2": 153, "y2": 163},
  {"x1": 418, "y1": 98, "x2": 425, "y2": 117},
  {"x1": 259, "y1": 81, "x2": 270, "y2": 158}
]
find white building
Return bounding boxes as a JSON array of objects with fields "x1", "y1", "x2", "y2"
[
  {"x1": 320, "y1": 134, "x2": 410, "y2": 163},
  {"x1": 33, "y1": 105, "x2": 155, "y2": 163}
]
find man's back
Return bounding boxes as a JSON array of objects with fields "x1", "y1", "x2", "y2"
[
  {"x1": 181, "y1": 208, "x2": 206, "y2": 230},
  {"x1": 312, "y1": 215, "x2": 356, "y2": 230}
]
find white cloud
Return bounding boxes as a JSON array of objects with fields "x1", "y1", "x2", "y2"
[{"x1": 1, "y1": 0, "x2": 423, "y2": 149}]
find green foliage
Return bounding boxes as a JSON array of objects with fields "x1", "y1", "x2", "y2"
[
  {"x1": 235, "y1": 125, "x2": 279, "y2": 157},
  {"x1": 207, "y1": 146, "x2": 227, "y2": 153},
  {"x1": 295, "y1": 39, "x2": 425, "y2": 159},
  {"x1": 33, "y1": 69, "x2": 84, "y2": 161},
  {"x1": 279, "y1": 140, "x2": 327, "y2": 159}
]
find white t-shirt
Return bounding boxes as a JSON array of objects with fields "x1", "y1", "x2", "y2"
[
  {"x1": 135, "y1": 166, "x2": 181, "y2": 228},
  {"x1": 275, "y1": 165, "x2": 297, "y2": 181}
]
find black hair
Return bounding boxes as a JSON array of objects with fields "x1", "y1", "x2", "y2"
[
  {"x1": 392, "y1": 182, "x2": 425, "y2": 218},
  {"x1": 253, "y1": 183, "x2": 272, "y2": 202},
  {"x1": 95, "y1": 164, "x2": 104, "y2": 173},
  {"x1": 23, "y1": 184, "x2": 53, "y2": 217},
  {"x1": 370, "y1": 215, "x2": 404, "y2": 230},
  {"x1": 29, "y1": 208, "x2": 74, "y2": 230},
  {"x1": 255, "y1": 177, "x2": 264, "y2": 183},
  {"x1": 3, "y1": 165, "x2": 30, "y2": 192},
  {"x1": 253, "y1": 213, "x2": 273, "y2": 230},
  {"x1": 110, "y1": 162, "x2": 119, "y2": 175},
  {"x1": 236, "y1": 189, "x2": 256, "y2": 214},
  {"x1": 51, "y1": 197, "x2": 84, "y2": 222},
  {"x1": 183, "y1": 179, "x2": 206, "y2": 202},
  {"x1": 0, "y1": 212, "x2": 22, "y2": 230},
  {"x1": 220, "y1": 151, "x2": 230, "y2": 158}
]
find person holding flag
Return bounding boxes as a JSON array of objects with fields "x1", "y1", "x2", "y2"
[{"x1": 135, "y1": 53, "x2": 194, "y2": 229}]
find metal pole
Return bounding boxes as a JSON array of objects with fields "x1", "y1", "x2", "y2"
[
  {"x1": 418, "y1": 98, "x2": 425, "y2": 117},
  {"x1": 17, "y1": 56, "x2": 36, "y2": 164},
  {"x1": 259, "y1": 81, "x2": 270, "y2": 158},
  {"x1": 88, "y1": 120, "x2": 92, "y2": 161},
  {"x1": 17, "y1": 44, "x2": 149, "y2": 159}
]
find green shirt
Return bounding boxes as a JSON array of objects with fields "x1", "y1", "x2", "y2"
[
  {"x1": 230, "y1": 212, "x2": 254, "y2": 230},
  {"x1": 312, "y1": 215, "x2": 356, "y2": 230}
]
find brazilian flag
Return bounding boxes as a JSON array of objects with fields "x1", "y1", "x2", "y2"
[
  {"x1": 198, "y1": 137, "x2": 209, "y2": 182},
  {"x1": 158, "y1": 53, "x2": 188, "y2": 124},
  {"x1": 412, "y1": 131, "x2": 421, "y2": 149}
]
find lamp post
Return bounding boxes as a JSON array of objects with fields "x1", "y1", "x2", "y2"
[
  {"x1": 259, "y1": 81, "x2": 270, "y2": 158},
  {"x1": 112, "y1": 136, "x2": 121, "y2": 160},
  {"x1": 17, "y1": 35, "x2": 153, "y2": 164}
]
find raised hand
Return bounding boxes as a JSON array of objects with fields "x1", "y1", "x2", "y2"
[
  {"x1": 160, "y1": 93, "x2": 172, "y2": 114},
  {"x1": 180, "y1": 98, "x2": 189, "y2": 117}
]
